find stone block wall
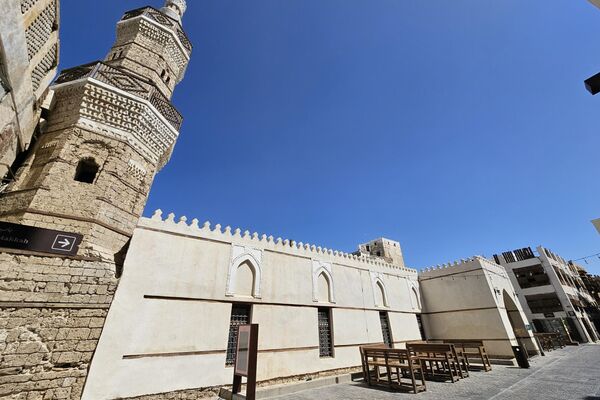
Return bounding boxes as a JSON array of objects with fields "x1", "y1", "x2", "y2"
[
  {"x1": 0, "y1": 121, "x2": 156, "y2": 258},
  {"x1": 0, "y1": 251, "x2": 117, "y2": 399}
]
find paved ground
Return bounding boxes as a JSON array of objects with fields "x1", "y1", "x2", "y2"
[{"x1": 272, "y1": 345, "x2": 600, "y2": 400}]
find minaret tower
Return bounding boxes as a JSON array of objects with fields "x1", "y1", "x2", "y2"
[
  {"x1": 0, "y1": 3, "x2": 191, "y2": 398},
  {"x1": 0, "y1": 0, "x2": 192, "y2": 260}
]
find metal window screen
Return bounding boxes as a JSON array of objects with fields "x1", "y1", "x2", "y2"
[
  {"x1": 225, "y1": 304, "x2": 251, "y2": 366},
  {"x1": 379, "y1": 311, "x2": 392, "y2": 347},
  {"x1": 318, "y1": 308, "x2": 333, "y2": 357}
]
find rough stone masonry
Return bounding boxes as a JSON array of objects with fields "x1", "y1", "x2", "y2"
[{"x1": 0, "y1": 1, "x2": 191, "y2": 398}]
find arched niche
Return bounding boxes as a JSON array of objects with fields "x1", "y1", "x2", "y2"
[
  {"x1": 312, "y1": 261, "x2": 335, "y2": 303},
  {"x1": 411, "y1": 286, "x2": 421, "y2": 310},
  {"x1": 235, "y1": 260, "x2": 256, "y2": 297},
  {"x1": 374, "y1": 278, "x2": 388, "y2": 307},
  {"x1": 226, "y1": 246, "x2": 262, "y2": 298}
]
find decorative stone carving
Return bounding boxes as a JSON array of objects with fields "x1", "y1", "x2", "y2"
[
  {"x1": 24, "y1": 0, "x2": 57, "y2": 61},
  {"x1": 121, "y1": 7, "x2": 192, "y2": 54},
  {"x1": 127, "y1": 159, "x2": 147, "y2": 180},
  {"x1": 226, "y1": 245, "x2": 263, "y2": 298},
  {"x1": 65, "y1": 80, "x2": 178, "y2": 169},
  {"x1": 31, "y1": 43, "x2": 57, "y2": 91},
  {"x1": 137, "y1": 19, "x2": 189, "y2": 80},
  {"x1": 312, "y1": 260, "x2": 335, "y2": 303}
]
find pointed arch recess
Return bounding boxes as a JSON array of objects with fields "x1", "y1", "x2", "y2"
[
  {"x1": 312, "y1": 261, "x2": 335, "y2": 303},
  {"x1": 372, "y1": 276, "x2": 389, "y2": 307},
  {"x1": 411, "y1": 286, "x2": 421, "y2": 310},
  {"x1": 226, "y1": 246, "x2": 262, "y2": 298}
]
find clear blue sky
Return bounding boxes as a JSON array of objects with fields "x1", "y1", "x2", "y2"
[{"x1": 60, "y1": 1, "x2": 600, "y2": 274}]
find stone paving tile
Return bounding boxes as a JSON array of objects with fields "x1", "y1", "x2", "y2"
[{"x1": 271, "y1": 345, "x2": 600, "y2": 400}]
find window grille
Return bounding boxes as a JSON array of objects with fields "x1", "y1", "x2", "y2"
[
  {"x1": 225, "y1": 303, "x2": 251, "y2": 367},
  {"x1": 416, "y1": 314, "x2": 426, "y2": 340},
  {"x1": 379, "y1": 311, "x2": 392, "y2": 347},
  {"x1": 318, "y1": 308, "x2": 333, "y2": 357}
]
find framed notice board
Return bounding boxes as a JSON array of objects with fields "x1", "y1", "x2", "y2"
[{"x1": 232, "y1": 324, "x2": 259, "y2": 400}]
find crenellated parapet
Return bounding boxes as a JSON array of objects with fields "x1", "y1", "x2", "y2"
[
  {"x1": 142, "y1": 209, "x2": 419, "y2": 276},
  {"x1": 419, "y1": 255, "x2": 506, "y2": 278}
]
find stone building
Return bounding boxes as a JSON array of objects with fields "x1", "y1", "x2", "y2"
[
  {"x1": 419, "y1": 257, "x2": 539, "y2": 359},
  {"x1": 0, "y1": 0, "x2": 60, "y2": 187},
  {"x1": 1, "y1": 1, "x2": 595, "y2": 399},
  {"x1": 493, "y1": 246, "x2": 600, "y2": 343},
  {"x1": 0, "y1": 1, "x2": 191, "y2": 399},
  {"x1": 354, "y1": 237, "x2": 405, "y2": 267},
  {"x1": 82, "y1": 211, "x2": 423, "y2": 399}
]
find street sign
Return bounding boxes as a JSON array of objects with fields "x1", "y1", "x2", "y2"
[{"x1": 0, "y1": 221, "x2": 83, "y2": 256}]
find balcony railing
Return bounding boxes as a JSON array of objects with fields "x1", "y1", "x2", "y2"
[
  {"x1": 122, "y1": 7, "x2": 192, "y2": 54},
  {"x1": 55, "y1": 62, "x2": 183, "y2": 130}
]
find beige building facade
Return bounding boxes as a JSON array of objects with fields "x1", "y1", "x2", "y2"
[
  {"x1": 83, "y1": 211, "x2": 423, "y2": 399},
  {"x1": 1, "y1": 2, "x2": 596, "y2": 399},
  {"x1": 419, "y1": 257, "x2": 539, "y2": 359},
  {"x1": 494, "y1": 246, "x2": 600, "y2": 343}
]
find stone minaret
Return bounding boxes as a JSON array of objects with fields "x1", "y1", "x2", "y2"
[
  {"x1": 0, "y1": 2, "x2": 191, "y2": 399},
  {"x1": 0, "y1": 0, "x2": 191, "y2": 260}
]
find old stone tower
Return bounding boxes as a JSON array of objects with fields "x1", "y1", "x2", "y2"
[{"x1": 0, "y1": 1, "x2": 191, "y2": 398}]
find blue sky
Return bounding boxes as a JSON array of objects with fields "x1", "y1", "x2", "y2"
[{"x1": 60, "y1": 1, "x2": 600, "y2": 273}]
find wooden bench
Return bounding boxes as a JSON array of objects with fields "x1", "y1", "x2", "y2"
[
  {"x1": 443, "y1": 340, "x2": 492, "y2": 372},
  {"x1": 359, "y1": 343, "x2": 387, "y2": 384},
  {"x1": 361, "y1": 346, "x2": 426, "y2": 393},
  {"x1": 406, "y1": 343, "x2": 463, "y2": 383}
]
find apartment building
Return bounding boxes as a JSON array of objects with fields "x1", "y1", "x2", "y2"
[{"x1": 494, "y1": 246, "x2": 599, "y2": 343}]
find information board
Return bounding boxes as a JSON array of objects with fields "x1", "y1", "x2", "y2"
[
  {"x1": 232, "y1": 324, "x2": 259, "y2": 400},
  {"x1": 235, "y1": 325, "x2": 252, "y2": 376}
]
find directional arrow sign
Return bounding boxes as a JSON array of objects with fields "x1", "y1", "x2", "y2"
[
  {"x1": 0, "y1": 221, "x2": 82, "y2": 256},
  {"x1": 51, "y1": 235, "x2": 77, "y2": 252}
]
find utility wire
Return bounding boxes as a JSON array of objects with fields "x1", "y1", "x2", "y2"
[{"x1": 571, "y1": 252, "x2": 600, "y2": 265}]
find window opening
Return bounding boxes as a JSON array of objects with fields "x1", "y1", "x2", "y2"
[
  {"x1": 379, "y1": 311, "x2": 392, "y2": 347},
  {"x1": 225, "y1": 303, "x2": 251, "y2": 367},
  {"x1": 74, "y1": 158, "x2": 99, "y2": 184},
  {"x1": 318, "y1": 307, "x2": 333, "y2": 357}
]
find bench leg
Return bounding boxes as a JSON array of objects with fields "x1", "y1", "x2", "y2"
[{"x1": 409, "y1": 367, "x2": 417, "y2": 393}]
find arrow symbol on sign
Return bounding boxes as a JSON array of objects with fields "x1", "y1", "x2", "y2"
[{"x1": 58, "y1": 238, "x2": 71, "y2": 248}]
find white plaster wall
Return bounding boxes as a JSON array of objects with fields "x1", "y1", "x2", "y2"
[
  {"x1": 419, "y1": 258, "x2": 537, "y2": 358},
  {"x1": 83, "y1": 215, "x2": 421, "y2": 399}
]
